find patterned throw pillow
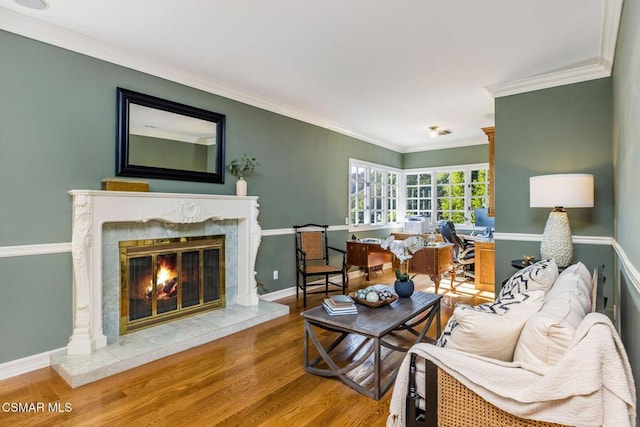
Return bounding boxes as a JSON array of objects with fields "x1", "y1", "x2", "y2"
[
  {"x1": 436, "y1": 290, "x2": 545, "y2": 361},
  {"x1": 499, "y1": 258, "x2": 559, "y2": 300}
]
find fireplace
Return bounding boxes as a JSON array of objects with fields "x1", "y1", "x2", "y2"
[
  {"x1": 66, "y1": 190, "x2": 266, "y2": 355},
  {"x1": 52, "y1": 190, "x2": 288, "y2": 387},
  {"x1": 120, "y1": 235, "x2": 225, "y2": 334}
]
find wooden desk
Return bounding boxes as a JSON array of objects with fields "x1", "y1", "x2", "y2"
[
  {"x1": 461, "y1": 235, "x2": 495, "y2": 293},
  {"x1": 346, "y1": 241, "x2": 392, "y2": 281},
  {"x1": 346, "y1": 241, "x2": 454, "y2": 293},
  {"x1": 391, "y1": 232, "x2": 443, "y2": 242}
]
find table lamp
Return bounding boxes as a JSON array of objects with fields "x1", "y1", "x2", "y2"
[{"x1": 529, "y1": 174, "x2": 594, "y2": 267}]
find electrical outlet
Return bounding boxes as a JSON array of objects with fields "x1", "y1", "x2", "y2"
[
  {"x1": 345, "y1": 217, "x2": 349, "y2": 225},
  {"x1": 273, "y1": 270, "x2": 278, "y2": 280}
]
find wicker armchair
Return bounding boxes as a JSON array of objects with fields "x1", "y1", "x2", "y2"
[{"x1": 406, "y1": 356, "x2": 569, "y2": 427}]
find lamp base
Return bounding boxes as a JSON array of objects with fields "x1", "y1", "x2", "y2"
[{"x1": 540, "y1": 210, "x2": 573, "y2": 267}]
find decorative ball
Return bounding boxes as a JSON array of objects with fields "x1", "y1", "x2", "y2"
[
  {"x1": 379, "y1": 289, "x2": 393, "y2": 300},
  {"x1": 365, "y1": 291, "x2": 380, "y2": 303}
]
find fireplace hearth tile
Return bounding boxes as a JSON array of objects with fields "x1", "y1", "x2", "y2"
[{"x1": 51, "y1": 300, "x2": 288, "y2": 388}]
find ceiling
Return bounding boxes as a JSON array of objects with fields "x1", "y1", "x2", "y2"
[{"x1": 0, "y1": 0, "x2": 622, "y2": 152}]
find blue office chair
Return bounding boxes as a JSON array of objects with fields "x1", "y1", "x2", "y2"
[{"x1": 438, "y1": 220, "x2": 475, "y2": 282}]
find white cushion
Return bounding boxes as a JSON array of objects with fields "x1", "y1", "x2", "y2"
[
  {"x1": 436, "y1": 290, "x2": 545, "y2": 362},
  {"x1": 499, "y1": 258, "x2": 559, "y2": 300},
  {"x1": 514, "y1": 262, "x2": 593, "y2": 367}
]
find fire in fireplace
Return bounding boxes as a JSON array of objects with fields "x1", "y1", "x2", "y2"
[{"x1": 119, "y1": 235, "x2": 225, "y2": 334}]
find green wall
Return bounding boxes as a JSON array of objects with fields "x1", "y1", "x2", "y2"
[
  {"x1": 0, "y1": 28, "x2": 493, "y2": 363},
  {"x1": 613, "y1": 0, "x2": 640, "y2": 417},
  {"x1": 494, "y1": 79, "x2": 614, "y2": 296},
  {"x1": 0, "y1": 254, "x2": 73, "y2": 362},
  {"x1": 0, "y1": 29, "x2": 405, "y2": 362},
  {"x1": 3, "y1": 19, "x2": 632, "y2": 398},
  {"x1": 495, "y1": 79, "x2": 613, "y2": 236}
]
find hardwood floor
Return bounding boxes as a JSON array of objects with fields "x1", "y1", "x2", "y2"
[{"x1": 0, "y1": 270, "x2": 491, "y2": 427}]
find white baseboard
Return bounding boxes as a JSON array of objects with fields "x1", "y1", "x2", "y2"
[
  {"x1": 259, "y1": 287, "x2": 296, "y2": 301},
  {"x1": 0, "y1": 348, "x2": 65, "y2": 381}
]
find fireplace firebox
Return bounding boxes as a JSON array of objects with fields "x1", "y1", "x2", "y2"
[{"x1": 119, "y1": 235, "x2": 225, "y2": 334}]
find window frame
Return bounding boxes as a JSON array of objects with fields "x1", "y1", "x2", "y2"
[
  {"x1": 404, "y1": 163, "x2": 490, "y2": 228},
  {"x1": 348, "y1": 159, "x2": 403, "y2": 232},
  {"x1": 348, "y1": 159, "x2": 489, "y2": 231}
]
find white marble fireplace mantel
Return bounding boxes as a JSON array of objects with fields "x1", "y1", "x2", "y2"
[{"x1": 68, "y1": 190, "x2": 262, "y2": 355}]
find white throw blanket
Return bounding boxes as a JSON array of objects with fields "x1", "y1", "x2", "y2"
[{"x1": 387, "y1": 313, "x2": 636, "y2": 427}]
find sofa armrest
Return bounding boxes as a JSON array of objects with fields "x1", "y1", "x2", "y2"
[
  {"x1": 406, "y1": 353, "x2": 437, "y2": 427},
  {"x1": 406, "y1": 356, "x2": 571, "y2": 427}
]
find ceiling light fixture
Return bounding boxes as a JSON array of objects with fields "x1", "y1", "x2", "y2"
[
  {"x1": 428, "y1": 126, "x2": 452, "y2": 138},
  {"x1": 13, "y1": 0, "x2": 48, "y2": 10}
]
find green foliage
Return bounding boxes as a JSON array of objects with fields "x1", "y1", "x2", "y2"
[
  {"x1": 395, "y1": 269, "x2": 417, "y2": 282},
  {"x1": 227, "y1": 153, "x2": 260, "y2": 178}
]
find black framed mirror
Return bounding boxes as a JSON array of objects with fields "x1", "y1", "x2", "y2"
[{"x1": 116, "y1": 87, "x2": 226, "y2": 183}]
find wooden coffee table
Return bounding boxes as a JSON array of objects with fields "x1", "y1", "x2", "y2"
[{"x1": 301, "y1": 288, "x2": 441, "y2": 400}]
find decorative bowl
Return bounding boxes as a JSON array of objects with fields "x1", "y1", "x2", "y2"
[{"x1": 349, "y1": 292, "x2": 398, "y2": 308}]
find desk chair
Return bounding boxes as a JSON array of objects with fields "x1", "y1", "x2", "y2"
[
  {"x1": 294, "y1": 224, "x2": 347, "y2": 307},
  {"x1": 438, "y1": 220, "x2": 475, "y2": 288}
]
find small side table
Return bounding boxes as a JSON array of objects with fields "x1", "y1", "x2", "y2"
[{"x1": 511, "y1": 259, "x2": 538, "y2": 270}]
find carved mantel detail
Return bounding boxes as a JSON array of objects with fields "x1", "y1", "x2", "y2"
[
  {"x1": 67, "y1": 194, "x2": 93, "y2": 354},
  {"x1": 67, "y1": 190, "x2": 261, "y2": 355},
  {"x1": 142, "y1": 200, "x2": 227, "y2": 224}
]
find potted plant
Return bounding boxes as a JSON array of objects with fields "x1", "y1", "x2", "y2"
[
  {"x1": 380, "y1": 235, "x2": 427, "y2": 297},
  {"x1": 227, "y1": 153, "x2": 260, "y2": 196}
]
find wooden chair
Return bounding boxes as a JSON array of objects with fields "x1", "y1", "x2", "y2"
[{"x1": 294, "y1": 224, "x2": 347, "y2": 308}]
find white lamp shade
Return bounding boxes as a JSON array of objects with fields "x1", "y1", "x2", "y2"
[{"x1": 530, "y1": 174, "x2": 594, "y2": 208}]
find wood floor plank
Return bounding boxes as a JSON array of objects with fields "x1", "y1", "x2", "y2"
[{"x1": 0, "y1": 270, "x2": 489, "y2": 426}]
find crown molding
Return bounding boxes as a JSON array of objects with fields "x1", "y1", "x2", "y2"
[
  {"x1": 486, "y1": 0, "x2": 622, "y2": 98},
  {"x1": 0, "y1": 10, "x2": 401, "y2": 152},
  {"x1": 600, "y1": 0, "x2": 624, "y2": 68},
  {"x1": 0, "y1": 0, "x2": 623, "y2": 151},
  {"x1": 485, "y1": 62, "x2": 611, "y2": 98}
]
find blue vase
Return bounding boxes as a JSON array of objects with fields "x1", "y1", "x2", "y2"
[{"x1": 394, "y1": 279, "x2": 415, "y2": 298}]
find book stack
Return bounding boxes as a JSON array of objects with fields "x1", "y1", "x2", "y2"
[{"x1": 322, "y1": 294, "x2": 358, "y2": 316}]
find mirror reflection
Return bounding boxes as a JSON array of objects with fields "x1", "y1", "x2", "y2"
[{"x1": 116, "y1": 88, "x2": 226, "y2": 183}]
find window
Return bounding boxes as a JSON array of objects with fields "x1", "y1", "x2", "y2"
[
  {"x1": 405, "y1": 173, "x2": 432, "y2": 220},
  {"x1": 436, "y1": 170, "x2": 466, "y2": 223},
  {"x1": 349, "y1": 160, "x2": 400, "y2": 228},
  {"x1": 387, "y1": 172, "x2": 398, "y2": 223},
  {"x1": 404, "y1": 164, "x2": 489, "y2": 227},
  {"x1": 349, "y1": 160, "x2": 489, "y2": 229},
  {"x1": 370, "y1": 168, "x2": 384, "y2": 224},
  {"x1": 350, "y1": 165, "x2": 367, "y2": 226},
  {"x1": 470, "y1": 168, "x2": 490, "y2": 220}
]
